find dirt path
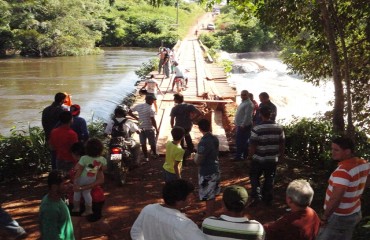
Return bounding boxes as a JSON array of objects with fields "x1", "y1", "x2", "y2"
[{"x1": 0, "y1": 12, "x2": 328, "y2": 240}]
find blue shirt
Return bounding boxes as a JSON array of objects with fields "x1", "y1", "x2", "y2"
[
  {"x1": 234, "y1": 99, "x2": 253, "y2": 127},
  {"x1": 71, "y1": 116, "x2": 89, "y2": 142},
  {"x1": 198, "y1": 132, "x2": 219, "y2": 176}
]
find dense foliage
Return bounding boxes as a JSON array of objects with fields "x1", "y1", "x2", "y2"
[
  {"x1": 199, "y1": 5, "x2": 278, "y2": 53},
  {"x1": 0, "y1": 0, "x2": 204, "y2": 57}
]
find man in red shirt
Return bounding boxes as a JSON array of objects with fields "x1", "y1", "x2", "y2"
[
  {"x1": 263, "y1": 179, "x2": 320, "y2": 240},
  {"x1": 49, "y1": 111, "x2": 78, "y2": 174}
]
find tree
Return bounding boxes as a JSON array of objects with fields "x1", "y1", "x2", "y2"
[{"x1": 227, "y1": 0, "x2": 369, "y2": 135}]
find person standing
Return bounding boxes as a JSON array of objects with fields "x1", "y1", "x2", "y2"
[
  {"x1": 162, "y1": 48, "x2": 171, "y2": 78},
  {"x1": 72, "y1": 138, "x2": 107, "y2": 217},
  {"x1": 191, "y1": 119, "x2": 220, "y2": 217},
  {"x1": 248, "y1": 107, "x2": 285, "y2": 206},
  {"x1": 255, "y1": 92, "x2": 277, "y2": 124},
  {"x1": 234, "y1": 90, "x2": 254, "y2": 161},
  {"x1": 263, "y1": 179, "x2": 320, "y2": 240},
  {"x1": 42, "y1": 92, "x2": 67, "y2": 170},
  {"x1": 141, "y1": 75, "x2": 163, "y2": 113},
  {"x1": 129, "y1": 95, "x2": 159, "y2": 162},
  {"x1": 49, "y1": 111, "x2": 78, "y2": 174},
  {"x1": 163, "y1": 127, "x2": 186, "y2": 183},
  {"x1": 130, "y1": 179, "x2": 207, "y2": 240},
  {"x1": 317, "y1": 136, "x2": 370, "y2": 240},
  {"x1": 157, "y1": 47, "x2": 166, "y2": 75},
  {"x1": 202, "y1": 185, "x2": 265, "y2": 240},
  {"x1": 249, "y1": 92, "x2": 259, "y2": 125},
  {"x1": 39, "y1": 170, "x2": 75, "y2": 240},
  {"x1": 170, "y1": 93, "x2": 202, "y2": 158},
  {"x1": 70, "y1": 104, "x2": 89, "y2": 143}
]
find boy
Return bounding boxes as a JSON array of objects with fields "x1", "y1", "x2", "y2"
[
  {"x1": 163, "y1": 127, "x2": 186, "y2": 183},
  {"x1": 191, "y1": 119, "x2": 220, "y2": 217}
]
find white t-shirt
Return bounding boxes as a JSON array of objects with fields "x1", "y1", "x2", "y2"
[
  {"x1": 131, "y1": 204, "x2": 207, "y2": 240},
  {"x1": 174, "y1": 66, "x2": 187, "y2": 79},
  {"x1": 104, "y1": 117, "x2": 139, "y2": 136},
  {"x1": 145, "y1": 79, "x2": 158, "y2": 94}
]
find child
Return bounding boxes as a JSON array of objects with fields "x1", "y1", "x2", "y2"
[
  {"x1": 72, "y1": 138, "x2": 107, "y2": 216},
  {"x1": 190, "y1": 119, "x2": 220, "y2": 217},
  {"x1": 162, "y1": 126, "x2": 186, "y2": 183}
]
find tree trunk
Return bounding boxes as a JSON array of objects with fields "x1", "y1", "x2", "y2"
[
  {"x1": 317, "y1": 0, "x2": 345, "y2": 134},
  {"x1": 328, "y1": 0, "x2": 355, "y2": 138}
]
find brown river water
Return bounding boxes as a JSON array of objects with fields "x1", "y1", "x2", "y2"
[{"x1": 0, "y1": 48, "x2": 156, "y2": 136}]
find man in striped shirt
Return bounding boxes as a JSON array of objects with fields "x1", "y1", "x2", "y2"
[
  {"x1": 317, "y1": 136, "x2": 370, "y2": 240},
  {"x1": 202, "y1": 185, "x2": 265, "y2": 239},
  {"x1": 129, "y1": 95, "x2": 159, "y2": 162},
  {"x1": 248, "y1": 107, "x2": 285, "y2": 206}
]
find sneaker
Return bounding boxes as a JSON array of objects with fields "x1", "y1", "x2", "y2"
[{"x1": 144, "y1": 158, "x2": 149, "y2": 162}]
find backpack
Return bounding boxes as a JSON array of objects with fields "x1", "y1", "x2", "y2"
[{"x1": 111, "y1": 118, "x2": 129, "y2": 138}]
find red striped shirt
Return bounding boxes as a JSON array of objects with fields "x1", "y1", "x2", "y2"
[{"x1": 324, "y1": 157, "x2": 370, "y2": 216}]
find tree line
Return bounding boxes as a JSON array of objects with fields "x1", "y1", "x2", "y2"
[
  {"x1": 201, "y1": 0, "x2": 369, "y2": 138},
  {"x1": 0, "y1": 0, "x2": 204, "y2": 57}
]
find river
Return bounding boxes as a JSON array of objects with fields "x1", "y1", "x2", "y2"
[
  {"x1": 0, "y1": 49, "x2": 335, "y2": 136},
  {"x1": 0, "y1": 48, "x2": 156, "y2": 136},
  {"x1": 225, "y1": 52, "x2": 334, "y2": 124}
]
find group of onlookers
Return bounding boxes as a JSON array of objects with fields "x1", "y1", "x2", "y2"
[{"x1": 1, "y1": 85, "x2": 369, "y2": 240}]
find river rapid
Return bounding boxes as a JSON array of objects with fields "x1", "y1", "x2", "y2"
[
  {"x1": 0, "y1": 48, "x2": 156, "y2": 136},
  {"x1": 225, "y1": 52, "x2": 334, "y2": 124}
]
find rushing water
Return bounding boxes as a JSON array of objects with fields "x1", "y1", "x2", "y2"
[
  {"x1": 225, "y1": 52, "x2": 335, "y2": 124},
  {"x1": 0, "y1": 48, "x2": 156, "y2": 136}
]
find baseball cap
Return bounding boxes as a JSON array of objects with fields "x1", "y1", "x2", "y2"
[
  {"x1": 223, "y1": 185, "x2": 248, "y2": 209},
  {"x1": 70, "y1": 104, "x2": 80, "y2": 116}
]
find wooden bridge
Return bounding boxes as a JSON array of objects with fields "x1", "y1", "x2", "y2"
[{"x1": 132, "y1": 35, "x2": 236, "y2": 155}]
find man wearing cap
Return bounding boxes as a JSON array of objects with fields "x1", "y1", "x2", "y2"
[
  {"x1": 129, "y1": 95, "x2": 159, "y2": 162},
  {"x1": 70, "y1": 104, "x2": 89, "y2": 143},
  {"x1": 202, "y1": 185, "x2": 265, "y2": 240}
]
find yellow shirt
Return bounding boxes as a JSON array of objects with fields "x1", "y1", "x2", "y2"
[{"x1": 163, "y1": 141, "x2": 185, "y2": 174}]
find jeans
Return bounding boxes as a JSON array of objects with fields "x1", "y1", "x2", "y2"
[
  {"x1": 235, "y1": 125, "x2": 252, "y2": 159},
  {"x1": 317, "y1": 211, "x2": 362, "y2": 240},
  {"x1": 180, "y1": 128, "x2": 194, "y2": 152},
  {"x1": 250, "y1": 161, "x2": 277, "y2": 202},
  {"x1": 0, "y1": 207, "x2": 26, "y2": 237}
]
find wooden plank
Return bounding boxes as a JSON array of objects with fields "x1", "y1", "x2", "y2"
[
  {"x1": 211, "y1": 110, "x2": 229, "y2": 152},
  {"x1": 157, "y1": 107, "x2": 173, "y2": 155}
]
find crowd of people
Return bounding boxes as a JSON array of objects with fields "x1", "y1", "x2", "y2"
[{"x1": 1, "y1": 81, "x2": 369, "y2": 240}]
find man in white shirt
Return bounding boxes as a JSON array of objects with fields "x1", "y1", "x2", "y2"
[
  {"x1": 172, "y1": 61, "x2": 189, "y2": 92},
  {"x1": 131, "y1": 179, "x2": 207, "y2": 240}
]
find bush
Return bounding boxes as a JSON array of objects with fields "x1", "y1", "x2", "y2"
[
  {"x1": 284, "y1": 117, "x2": 370, "y2": 168},
  {"x1": 135, "y1": 58, "x2": 159, "y2": 79}
]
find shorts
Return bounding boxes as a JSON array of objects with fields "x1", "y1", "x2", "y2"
[
  {"x1": 146, "y1": 92, "x2": 157, "y2": 100},
  {"x1": 198, "y1": 172, "x2": 220, "y2": 201},
  {"x1": 139, "y1": 129, "x2": 156, "y2": 146},
  {"x1": 163, "y1": 169, "x2": 178, "y2": 183}
]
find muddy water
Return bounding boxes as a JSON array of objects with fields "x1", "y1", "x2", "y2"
[{"x1": 0, "y1": 48, "x2": 156, "y2": 136}]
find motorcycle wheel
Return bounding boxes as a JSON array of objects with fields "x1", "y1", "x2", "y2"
[{"x1": 113, "y1": 161, "x2": 127, "y2": 186}]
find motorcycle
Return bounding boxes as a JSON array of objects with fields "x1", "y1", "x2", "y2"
[{"x1": 108, "y1": 137, "x2": 139, "y2": 186}]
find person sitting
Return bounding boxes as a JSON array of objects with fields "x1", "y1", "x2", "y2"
[
  {"x1": 130, "y1": 179, "x2": 207, "y2": 240},
  {"x1": 172, "y1": 61, "x2": 189, "y2": 92},
  {"x1": 104, "y1": 105, "x2": 141, "y2": 167},
  {"x1": 202, "y1": 185, "x2": 265, "y2": 239},
  {"x1": 263, "y1": 179, "x2": 320, "y2": 240}
]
